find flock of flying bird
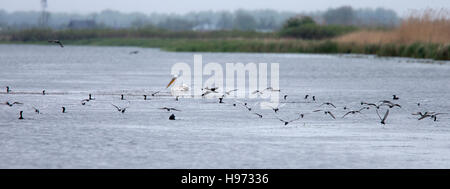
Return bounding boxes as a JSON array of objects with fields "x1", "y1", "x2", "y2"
[
  {"x1": 2, "y1": 41, "x2": 448, "y2": 126},
  {"x1": 3, "y1": 83, "x2": 448, "y2": 127}
]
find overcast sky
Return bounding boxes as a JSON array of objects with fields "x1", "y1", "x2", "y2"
[{"x1": 0, "y1": 0, "x2": 448, "y2": 16}]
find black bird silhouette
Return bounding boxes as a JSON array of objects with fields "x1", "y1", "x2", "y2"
[
  {"x1": 18, "y1": 111, "x2": 24, "y2": 120},
  {"x1": 143, "y1": 95, "x2": 147, "y2": 100},
  {"x1": 42, "y1": 90, "x2": 46, "y2": 95},
  {"x1": 304, "y1": 95, "x2": 309, "y2": 100},
  {"x1": 283, "y1": 95, "x2": 288, "y2": 100},
  {"x1": 159, "y1": 107, "x2": 181, "y2": 112},
  {"x1": 32, "y1": 107, "x2": 40, "y2": 114},
  {"x1": 376, "y1": 109, "x2": 390, "y2": 125},
  {"x1": 88, "y1": 94, "x2": 95, "y2": 100},
  {"x1": 361, "y1": 102, "x2": 380, "y2": 109},
  {"x1": 4, "y1": 101, "x2": 22, "y2": 107},
  {"x1": 129, "y1": 50, "x2": 139, "y2": 54},
  {"x1": 151, "y1": 91, "x2": 160, "y2": 96},
  {"x1": 313, "y1": 110, "x2": 336, "y2": 119},
  {"x1": 175, "y1": 96, "x2": 179, "y2": 101},
  {"x1": 121, "y1": 94, "x2": 125, "y2": 100},
  {"x1": 6, "y1": 86, "x2": 10, "y2": 93},
  {"x1": 312, "y1": 96, "x2": 316, "y2": 101},
  {"x1": 430, "y1": 113, "x2": 448, "y2": 122},
  {"x1": 169, "y1": 114, "x2": 176, "y2": 120},
  {"x1": 393, "y1": 95, "x2": 399, "y2": 100},
  {"x1": 62, "y1": 107, "x2": 66, "y2": 113},
  {"x1": 276, "y1": 115, "x2": 301, "y2": 126},
  {"x1": 111, "y1": 104, "x2": 127, "y2": 113},
  {"x1": 320, "y1": 102, "x2": 336, "y2": 108},
  {"x1": 342, "y1": 107, "x2": 368, "y2": 118},
  {"x1": 218, "y1": 97, "x2": 224, "y2": 104},
  {"x1": 48, "y1": 40, "x2": 64, "y2": 48},
  {"x1": 253, "y1": 113, "x2": 263, "y2": 118},
  {"x1": 81, "y1": 99, "x2": 90, "y2": 105}
]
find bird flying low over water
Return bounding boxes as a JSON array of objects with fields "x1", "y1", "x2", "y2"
[
  {"x1": 342, "y1": 107, "x2": 369, "y2": 118},
  {"x1": 4, "y1": 101, "x2": 23, "y2": 107},
  {"x1": 313, "y1": 110, "x2": 336, "y2": 119},
  {"x1": 377, "y1": 109, "x2": 390, "y2": 125},
  {"x1": 253, "y1": 113, "x2": 263, "y2": 118},
  {"x1": 112, "y1": 104, "x2": 128, "y2": 113},
  {"x1": 129, "y1": 50, "x2": 139, "y2": 54},
  {"x1": 320, "y1": 102, "x2": 336, "y2": 108},
  {"x1": 252, "y1": 87, "x2": 280, "y2": 95},
  {"x1": 276, "y1": 115, "x2": 301, "y2": 126},
  {"x1": 48, "y1": 40, "x2": 64, "y2": 48},
  {"x1": 159, "y1": 107, "x2": 181, "y2": 112},
  {"x1": 221, "y1": 89, "x2": 238, "y2": 98}
]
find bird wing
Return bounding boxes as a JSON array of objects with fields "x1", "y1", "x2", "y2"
[
  {"x1": 312, "y1": 109, "x2": 322, "y2": 112},
  {"x1": 418, "y1": 115, "x2": 429, "y2": 120},
  {"x1": 342, "y1": 111, "x2": 352, "y2": 118},
  {"x1": 58, "y1": 41, "x2": 64, "y2": 47},
  {"x1": 171, "y1": 108, "x2": 181, "y2": 111},
  {"x1": 330, "y1": 103, "x2": 336, "y2": 108},
  {"x1": 111, "y1": 104, "x2": 121, "y2": 111},
  {"x1": 327, "y1": 112, "x2": 336, "y2": 119},
  {"x1": 381, "y1": 109, "x2": 390, "y2": 123},
  {"x1": 226, "y1": 89, "x2": 238, "y2": 94}
]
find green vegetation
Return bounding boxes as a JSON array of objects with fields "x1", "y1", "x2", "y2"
[
  {"x1": 279, "y1": 17, "x2": 357, "y2": 39},
  {"x1": 1, "y1": 19, "x2": 448, "y2": 60},
  {"x1": 5, "y1": 37, "x2": 444, "y2": 60}
]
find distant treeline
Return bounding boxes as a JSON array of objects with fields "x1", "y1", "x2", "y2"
[{"x1": 0, "y1": 6, "x2": 399, "y2": 31}]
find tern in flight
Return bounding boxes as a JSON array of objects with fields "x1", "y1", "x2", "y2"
[
  {"x1": 32, "y1": 107, "x2": 40, "y2": 114},
  {"x1": 253, "y1": 113, "x2": 263, "y2": 118},
  {"x1": 252, "y1": 87, "x2": 280, "y2": 95},
  {"x1": 48, "y1": 40, "x2": 64, "y2": 48},
  {"x1": 159, "y1": 107, "x2": 181, "y2": 112},
  {"x1": 62, "y1": 107, "x2": 66, "y2": 113},
  {"x1": 276, "y1": 115, "x2": 301, "y2": 126},
  {"x1": 222, "y1": 89, "x2": 238, "y2": 98},
  {"x1": 430, "y1": 113, "x2": 448, "y2": 122},
  {"x1": 319, "y1": 102, "x2": 336, "y2": 108},
  {"x1": 376, "y1": 109, "x2": 390, "y2": 125},
  {"x1": 313, "y1": 110, "x2": 336, "y2": 119},
  {"x1": 4, "y1": 101, "x2": 22, "y2": 107},
  {"x1": 265, "y1": 103, "x2": 286, "y2": 113},
  {"x1": 112, "y1": 104, "x2": 128, "y2": 113},
  {"x1": 342, "y1": 107, "x2": 369, "y2": 118},
  {"x1": 6, "y1": 86, "x2": 11, "y2": 93}
]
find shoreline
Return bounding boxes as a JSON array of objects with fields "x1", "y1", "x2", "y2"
[{"x1": 1, "y1": 38, "x2": 449, "y2": 61}]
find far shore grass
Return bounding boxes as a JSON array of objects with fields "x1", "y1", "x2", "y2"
[{"x1": 2, "y1": 38, "x2": 448, "y2": 60}]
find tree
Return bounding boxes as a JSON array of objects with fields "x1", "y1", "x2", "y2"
[
  {"x1": 233, "y1": 10, "x2": 257, "y2": 31},
  {"x1": 323, "y1": 6, "x2": 355, "y2": 25}
]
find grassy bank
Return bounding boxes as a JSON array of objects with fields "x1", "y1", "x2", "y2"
[{"x1": 1, "y1": 37, "x2": 449, "y2": 60}]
